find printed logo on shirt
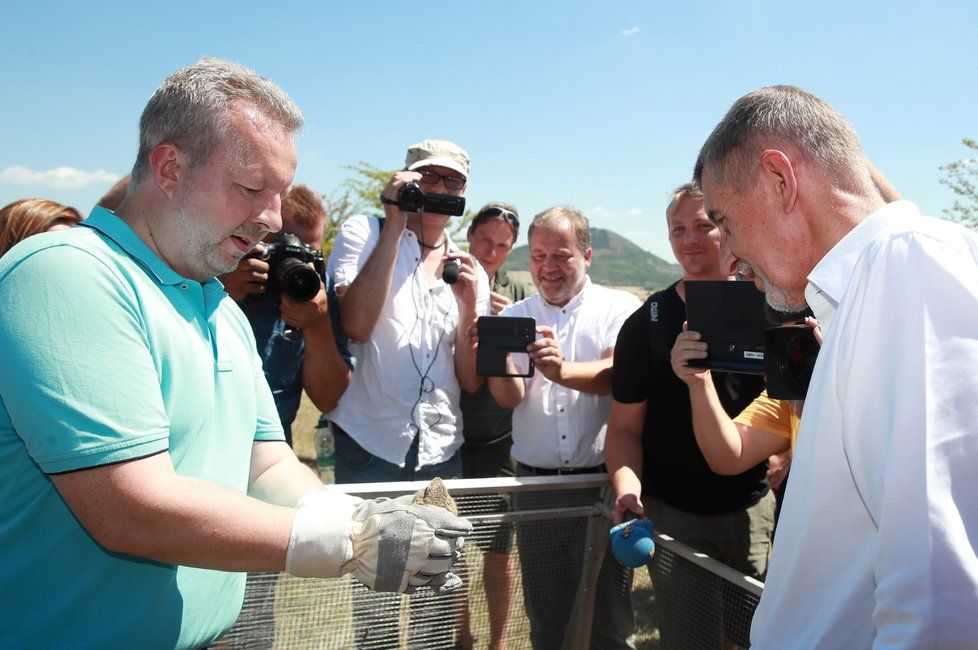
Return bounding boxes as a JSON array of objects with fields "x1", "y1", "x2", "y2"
[{"x1": 649, "y1": 301, "x2": 659, "y2": 322}]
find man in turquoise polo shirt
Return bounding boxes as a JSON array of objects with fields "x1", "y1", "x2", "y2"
[{"x1": 0, "y1": 58, "x2": 469, "y2": 649}]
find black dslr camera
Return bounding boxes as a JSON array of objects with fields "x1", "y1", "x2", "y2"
[
  {"x1": 248, "y1": 232, "x2": 324, "y2": 302},
  {"x1": 382, "y1": 183, "x2": 466, "y2": 216}
]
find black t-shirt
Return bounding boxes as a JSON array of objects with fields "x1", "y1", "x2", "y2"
[{"x1": 612, "y1": 282, "x2": 768, "y2": 515}]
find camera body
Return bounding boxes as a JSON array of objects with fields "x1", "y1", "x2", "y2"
[
  {"x1": 763, "y1": 324, "x2": 819, "y2": 400},
  {"x1": 393, "y1": 183, "x2": 466, "y2": 216},
  {"x1": 249, "y1": 232, "x2": 324, "y2": 302}
]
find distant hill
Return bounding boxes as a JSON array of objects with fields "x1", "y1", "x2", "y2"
[{"x1": 503, "y1": 228, "x2": 681, "y2": 293}]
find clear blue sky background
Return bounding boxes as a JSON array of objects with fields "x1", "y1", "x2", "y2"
[{"x1": 2, "y1": 1, "x2": 975, "y2": 260}]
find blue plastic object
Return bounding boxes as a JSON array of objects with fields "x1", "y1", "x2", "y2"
[{"x1": 609, "y1": 518, "x2": 655, "y2": 567}]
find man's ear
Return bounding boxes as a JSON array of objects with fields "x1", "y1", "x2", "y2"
[
  {"x1": 760, "y1": 150, "x2": 798, "y2": 214},
  {"x1": 147, "y1": 143, "x2": 185, "y2": 198},
  {"x1": 583, "y1": 247, "x2": 593, "y2": 266}
]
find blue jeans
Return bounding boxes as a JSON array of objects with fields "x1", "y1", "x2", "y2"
[{"x1": 332, "y1": 426, "x2": 461, "y2": 649}]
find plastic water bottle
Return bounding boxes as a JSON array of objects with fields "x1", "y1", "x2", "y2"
[
  {"x1": 313, "y1": 420, "x2": 335, "y2": 478},
  {"x1": 610, "y1": 518, "x2": 655, "y2": 568}
]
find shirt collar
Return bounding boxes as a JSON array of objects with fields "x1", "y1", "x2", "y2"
[
  {"x1": 805, "y1": 200, "x2": 921, "y2": 326},
  {"x1": 81, "y1": 206, "x2": 225, "y2": 291},
  {"x1": 494, "y1": 268, "x2": 511, "y2": 287}
]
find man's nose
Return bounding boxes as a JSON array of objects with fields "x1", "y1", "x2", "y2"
[
  {"x1": 256, "y1": 194, "x2": 283, "y2": 235},
  {"x1": 720, "y1": 242, "x2": 740, "y2": 277}
]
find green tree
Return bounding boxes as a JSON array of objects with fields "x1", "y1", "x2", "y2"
[
  {"x1": 940, "y1": 138, "x2": 978, "y2": 230},
  {"x1": 323, "y1": 161, "x2": 473, "y2": 256}
]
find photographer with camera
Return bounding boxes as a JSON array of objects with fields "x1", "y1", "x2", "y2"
[
  {"x1": 327, "y1": 139, "x2": 488, "y2": 648},
  {"x1": 486, "y1": 205, "x2": 640, "y2": 649},
  {"x1": 221, "y1": 184, "x2": 350, "y2": 445}
]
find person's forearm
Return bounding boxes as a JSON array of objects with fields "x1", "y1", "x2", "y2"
[
  {"x1": 554, "y1": 358, "x2": 614, "y2": 394},
  {"x1": 52, "y1": 454, "x2": 297, "y2": 573},
  {"x1": 605, "y1": 423, "x2": 644, "y2": 498},
  {"x1": 339, "y1": 226, "x2": 401, "y2": 342},
  {"x1": 249, "y1": 441, "x2": 324, "y2": 508},
  {"x1": 688, "y1": 379, "x2": 750, "y2": 474},
  {"x1": 454, "y1": 305, "x2": 480, "y2": 393},
  {"x1": 302, "y1": 315, "x2": 351, "y2": 413},
  {"x1": 488, "y1": 375, "x2": 525, "y2": 409}
]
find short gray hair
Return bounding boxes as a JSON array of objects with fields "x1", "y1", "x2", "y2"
[
  {"x1": 528, "y1": 205, "x2": 591, "y2": 253},
  {"x1": 131, "y1": 57, "x2": 304, "y2": 183},
  {"x1": 693, "y1": 85, "x2": 868, "y2": 193}
]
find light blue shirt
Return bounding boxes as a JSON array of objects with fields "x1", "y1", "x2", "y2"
[{"x1": 0, "y1": 207, "x2": 284, "y2": 649}]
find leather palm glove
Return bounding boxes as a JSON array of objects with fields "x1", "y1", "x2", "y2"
[{"x1": 286, "y1": 489, "x2": 471, "y2": 594}]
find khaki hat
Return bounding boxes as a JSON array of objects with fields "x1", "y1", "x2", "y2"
[{"x1": 405, "y1": 139, "x2": 470, "y2": 177}]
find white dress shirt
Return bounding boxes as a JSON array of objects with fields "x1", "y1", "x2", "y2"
[
  {"x1": 327, "y1": 215, "x2": 489, "y2": 469},
  {"x1": 501, "y1": 278, "x2": 640, "y2": 469},
  {"x1": 751, "y1": 201, "x2": 978, "y2": 649}
]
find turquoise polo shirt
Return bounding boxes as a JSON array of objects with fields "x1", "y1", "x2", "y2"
[{"x1": 0, "y1": 207, "x2": 284, "y2": 649}]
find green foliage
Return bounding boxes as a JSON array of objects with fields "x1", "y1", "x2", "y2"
[
  {"x1": 321, "y1": 161, "x2": 473, "y2": 256},
  {"x1": 504, "y1": 228, "x2": 681, "y2": 292},
  {"x1": 940, "y1": 138, "x2": 978, "y2": 230}
]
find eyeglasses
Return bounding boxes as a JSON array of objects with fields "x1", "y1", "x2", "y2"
[
  {"x1": 478, "y1": 206, "x2": 520, "y2": 228},
  {"x1": 418, "y1": 169, "x2": 467, "y2": 191}
]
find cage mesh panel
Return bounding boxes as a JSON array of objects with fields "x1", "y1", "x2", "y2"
[
  {"x1": 213, "y1": 480, "x2": 763, "y2": 649},
  {"x1": 650, "y1": 540, "x2": 761, "y2": 649}
]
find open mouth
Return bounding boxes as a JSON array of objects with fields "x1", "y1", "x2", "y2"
[{"x1": 230, "y1": 235, "x2": 254, "y2": 253}]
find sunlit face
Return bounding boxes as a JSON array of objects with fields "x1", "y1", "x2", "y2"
[
  {"x1": 702, "y1": 169, "x2": 809, "y2": 312},
  {"x1": 170, "y1": 105, "x2": 297, "y2": 280},
  {"x1": 529, "y1": 219, "x2": 591, "y2": 307},
  {"x1": 415, "y1": 164, "x2": 466, "y2": 223},
  {"x1": 667, "y1": 196, "x2": 722, "y2": 280},
  {"x1": 277, "y1": 212, "x2": 325, "y2": 249},
  {"x1": 467, "y1": 218, "x2": 516, "y2": 278}
]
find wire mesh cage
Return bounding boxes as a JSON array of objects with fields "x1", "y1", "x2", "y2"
[{"x1": 213, "y1": 476, "x2": 764, "y2": 649}]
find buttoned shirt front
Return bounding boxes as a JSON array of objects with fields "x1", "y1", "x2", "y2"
[
  {"x1": 327, "y1": 215, "x2": 489, "y2": 469},
  {"x1": 751, "y1": 201, "x2": 978, "y2": 648},
  {"x1": 502, "y1": 278, "x2": 640, "y2": 469}
]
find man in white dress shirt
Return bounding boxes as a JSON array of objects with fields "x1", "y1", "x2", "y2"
[
  {"x1": 694, "y1": 85, "x2": 978, "y2": 649},
  {"x1": 489, "y1": 205, "x2": 641, "y2": 649},
  {"x1": 327, "y1": 139, "x2": 488, "y2": 648}
]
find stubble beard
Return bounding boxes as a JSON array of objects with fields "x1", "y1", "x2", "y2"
[{"x1": 737, "y1": 261, "x2": 807, "y2": 312}]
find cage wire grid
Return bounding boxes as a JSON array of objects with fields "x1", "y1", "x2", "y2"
[{"x1": 214, "y1": 476, "x2": 763, "y2": 649}]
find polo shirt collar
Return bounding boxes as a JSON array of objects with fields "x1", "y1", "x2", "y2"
[
  {"x1": 81, "y1": 206, "x2": 224, "y2": 291},
  {"x1": 805, "y1": 200, "x2": 920, "y2": 325},
  {"x1": 494, "y1": 268, "x2": 511, "y2": 287}
]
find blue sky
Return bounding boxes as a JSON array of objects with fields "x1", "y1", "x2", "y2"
[{"x1": 2, "y1": 1, "x2": 976, "y2": 260}]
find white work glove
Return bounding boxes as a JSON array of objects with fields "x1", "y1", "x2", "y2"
[{"x1": 286, "y1": 489, "x2": 471, "y2": 594}]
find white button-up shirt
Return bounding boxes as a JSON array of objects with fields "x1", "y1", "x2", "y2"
[
  {"x1": 501, "y1": 278, "x2": 640, "y2": 469},
  {"x1": 751, "y1": 201, "x2": 978, "y2": 649},
  {"x1": 327, "y1": 215, "x2": 489, "y2": 469}
]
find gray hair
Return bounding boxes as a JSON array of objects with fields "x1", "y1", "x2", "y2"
[
  {"x1": 693, "y1": 85, "x2": 869, "y2": 193},
  {"x1": 131, "y1": 57, "x2": 304, "y2": 184},
  {"x1": 528, "y1": 205, "x2": 591, "y2": 253}
]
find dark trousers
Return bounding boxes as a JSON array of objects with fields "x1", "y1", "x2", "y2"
[
  {"x1": 513, "y1": 463, "x2": 635, "y2": 649},
  {"x1": 333, "y1": 427, "x2": 461, "y2": 649}
]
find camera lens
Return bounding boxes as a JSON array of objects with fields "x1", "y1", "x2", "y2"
[
  {"x1": 397, "y1": 183, "x2": 425, "y2": 213},
  {"x1": 777, "y1": 329, "x2": 819, "y2": 393},
  {"x1": 278, "y1": 258, "x2": 321, "y2": 302}
]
